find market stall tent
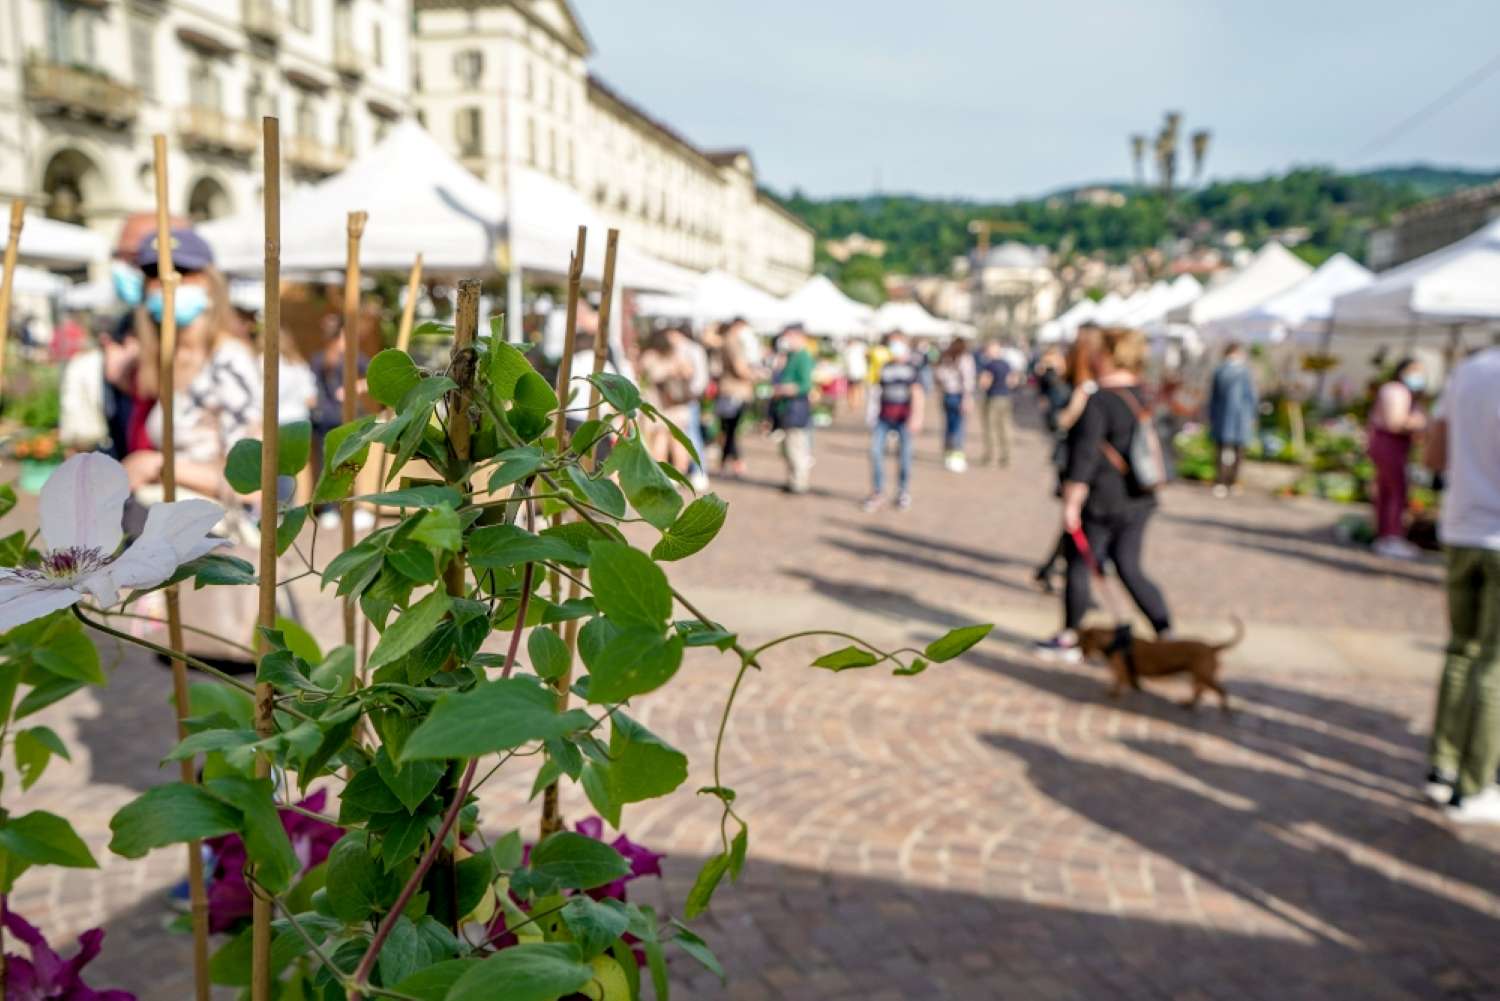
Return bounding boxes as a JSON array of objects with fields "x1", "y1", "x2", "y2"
[
  {"x1": 1332, "y1": 218, "x2": 1500, "y2": 327},
  {"x1": 1170, "y1": 242, "x2": 1311, "y2": 328},
  {"x1": 1037, "y1": 297, "x2": 1098, "y2": 343},
  {"x1": 16, "y1": 215, "x2": 109, "y2": 268},
  {"x1": 871, "y1": 299, "x2": 955, "y2": 339},
  {"x1": 781, "y1": 275, "x2": 875, "y2": 337},
  {"x1": 634, "y1": 269, "x2": 790, "y2": 330},
  {"x1": 1206, "y1": 253, "x2": 1372, "y2": 345}
]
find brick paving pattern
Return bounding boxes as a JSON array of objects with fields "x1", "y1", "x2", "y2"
[{"x1": 8, "y1": 407, "x2": 1494, "y2": 1000}]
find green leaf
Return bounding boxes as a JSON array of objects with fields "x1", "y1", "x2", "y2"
[
  {"x1": 675, "y1": 620, "x2": 737, "y2": 650},
  {"x1": 32, "y1": 622, "x2": 104, "y2": 684},
  {"x1": 488, "y1": 447, "x2": 545, "y2": 490},
  {"x1": 514, "y1": 370, "x2": 559, "y2": 415},
  {"x1": 367, "y1": 590, "x2": 453, "y2": 672},
  {"x1": 410, "y1": 506, "x2": 462, "y2": 552},
  {"x1": 642, "y1": 401, "x2": 702, "y2": 467},
  {"x1": 376, "y1": 748, "x2": 446, "y2": 813},
  {"x1": 923, "y1": 624, "x2": 994, "y2": 662},
  {"x1": 14, "y1": 725, "x2": 68, "y2": 791},
  {"x1": 583, "y1": 713, "x2": 688, "y2": 826},
  {"x1": 728, "y1": 824, "x2": 748, "y2": 881},
  {"x1": 338, "y1": 765, "x2": 405, "y2": 822},
  {"x1": 275, "y1": 616, "x2": 322, "y2": 666},
  {"x1": 0, "y1": 530, "x2": 28, "y2": 568},
  {"x1": 0, "y1": 811, "x2": 96, "y2": 872},
  {"x1": 163, "y1": 728, "x2": 260, "y2": 763},
  {"x1": 447, "y1": 943, "x2": 593, "y2": 1001},
  {"x1": 206, "y1": 776, "x2": 300, "y2": 893},
  {"x1": 652, "y1": 494, "x2": 728, "y2": 562},
  {"x1": 312, "y1": 416, "x2": 379, "y2": 503},
  {"x1": 468, "y1": 524, "x2": 589, "y2": 570},
  {"x1": 257, "y1": 649, "x2": 326, "y2": 695},
  {"x1": 684, "y1": 852, "x2": 729, "y2": 919},
  {"x1": 401, "y1": 678, "x2": 594, "y2": 761},
  {"x1": 368, "y1": 349, "x2": 422, "y2": 408},
  {"x1": 894, "y1": 657, "x2": 929, "y2": 677},
  {"x1": 488, "y1": 341, "x2": 536, "y2": 401},
  {"x1": 0, "y1": 484, "x2": 16, "y2": 518},
  {"x1": 565, "y1": 466, "x2": 627, "y2": 520},
  {"x1": 529, "y1": 832, "x2": 630, "y2": 891},
  {"x1": 109, "y1": 783, "x2": 240, "y2": 858},
  {"x1": 562, "y1": 895, "x2": 629, "y2": 960},
  {"x1": 387, "y1": 543, "x2": 438, "y2": 584},
  {"x1": 528, "y1": 627, "x2": 572, "y2": 680},
  {"x1": 391, "y1": 959, "x2": 480, "y2": 1000},
  {"x1": 276, "y1": 503, "x2": 309, "y2": 555},
  {"x1": 670, "y1": 920, "x2": 725, "y2": 982},
  {"x1": 812, "y1": 645, "x2": 881, "y2": 671},
  {"x1": 309, "y1": 645, "x2": 356, "y2": 694},
  {"x1": 325, "y1": 834, "x2": 390, "y2": 923},
  {"x1": 583, "y1": 627, "x2": 683, "y2": 704},
  {"x1": 378, "y1": 915, "x2": 423, "y2": 988},
  {"x1": 225, "y1": 438, "x2": 262, "y2": 494},
  {"x1": 587, "y1": 372, "x2": 642, "y2": 415},
  {"x1": 365, "y1": 485, "x2": 463, "y2": 508},
  {"x1": 378, "y1": 809, "x2": 432, "y2": 872},
  {"x1": 588, "y1": 542, "x2": 672, "y2": 628},
  {"x1": 605, "y1": 435, "x2": 682, "y2": 530}
]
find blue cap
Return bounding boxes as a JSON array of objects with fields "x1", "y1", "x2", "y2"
[{"x1": 137, "y1": 228, "x2": 215, "y2": 273}]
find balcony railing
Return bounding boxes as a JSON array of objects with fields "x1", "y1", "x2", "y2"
[
  {"x1": 23, "y1": 57, "x2": 140, "y2": 125},
  {"x1": 243, "y1": 0, "x2": 283, "y2": 41},
  {"x1": 333, "y1": 40, "x2": 365, "y2": 77},
  {"x1": 286, "y1": 136, "x2": 351, "y2": 175},
  {"x1": 177, "y1": 106, "x2": 259, "y2": 156}
]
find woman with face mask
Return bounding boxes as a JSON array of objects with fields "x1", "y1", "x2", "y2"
[
  {"x1": 122, "y1": 229, "x2": 262, "y2": 502},
  {"x1": 1367, "y1": 357, "x2": 1428, "y2": 560}
]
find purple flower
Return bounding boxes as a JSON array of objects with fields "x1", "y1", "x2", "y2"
[
  {"x1": 206, "y1": 790, "x2": 343, "y2": 933},
  {"x1": 3, "y1": 909, "x2": 135, "y2": 1000}
]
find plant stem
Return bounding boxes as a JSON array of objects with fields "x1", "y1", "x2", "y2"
[{"x1": 81, "y1": 606, "x2": 260, "y2": 657}]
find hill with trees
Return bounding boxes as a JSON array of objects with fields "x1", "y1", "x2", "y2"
[{"x1": 775, "y1": 165, "x2": 1500, "y2": 296}]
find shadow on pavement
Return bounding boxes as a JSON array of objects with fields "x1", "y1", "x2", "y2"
[
  {"x1": 818, "y1": 535, "x2": 1036, "y2": 595},
  {"x1": 826, "y1": 517, "x2": 1039, "y2": 571},
  {"x1": 76, "y1": 637, "x2": 183, "y2": 793}
]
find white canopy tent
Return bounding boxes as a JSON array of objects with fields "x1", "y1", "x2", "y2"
[
  {"x1": 11, "y1": 266, "x2": 69, "y2": 297},
  {"x1": 1206, "y1": 253, "x2": 1372, "y2": 345},
  {"x1": 17, "y1": 215, "x2": 109, "y2": 268},
  {"x1": 1169, "y1": 242, "x2": 1312, "y2": 327},
  {"x1": 871, "y1": 299, "x2": 956, "y2": 339},
  {"x1": 634, "y1": 269, "x2": 790, "y2": 331},
  {"x1": 780, "y1": 275, "x2": 874, "y2": 338},
  {"x1": 1119, "y1": 274, "x2": 1203, "y2": 327},
  {"x1": 1037, "y1": 297, "x2": 1098, "y2": 343},
  {"x1": 199, "y1": 122, "x2": 693, "y2": 292},
  {"x1": 1332, "y1": 218, "x2": 1500, "y2": 328}
]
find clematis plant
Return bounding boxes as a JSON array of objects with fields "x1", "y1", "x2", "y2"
[
  {"x1": 0, "y1": 453, "x2": 228, "y2": 631},
  {"x1": 3, "y1": 910, "x2": 135, "y2": 1000}
]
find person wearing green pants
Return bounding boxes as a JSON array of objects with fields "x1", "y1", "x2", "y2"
[{"x1": 1423, "y1": 346, "x2": 1500, "y2": 822}]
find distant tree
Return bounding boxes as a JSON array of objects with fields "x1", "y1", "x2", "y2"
[{"x1": 839, "y1": 253, "x2": 887, "y2": 305}]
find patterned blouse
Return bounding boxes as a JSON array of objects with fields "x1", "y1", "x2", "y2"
[{"x1": 148, "y1": 338, "x2": 263, "y2": 466}]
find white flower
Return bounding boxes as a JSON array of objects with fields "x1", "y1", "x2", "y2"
[{"x1": 0, "y1": 453, "x2": 229, "y2": 631}]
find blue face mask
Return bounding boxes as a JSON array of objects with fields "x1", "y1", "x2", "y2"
[
  {"x1": 146, "y1": 284, "x2": 209, "y2": 327},
  {"x1": 111, "y1": 263, "x2": 143, "y2": 307},
  {"x1": 1402, "y1": 373, "x2": 1426, "y2": 394}
]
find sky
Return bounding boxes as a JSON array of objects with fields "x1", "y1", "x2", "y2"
[{"x1": 569, "y1": 0, "x2": 1500, "y2": 201}]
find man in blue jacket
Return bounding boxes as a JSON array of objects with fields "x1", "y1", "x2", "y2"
[{"x1": 1207, "y1": 342, "x2": 1258, "y2": 498}]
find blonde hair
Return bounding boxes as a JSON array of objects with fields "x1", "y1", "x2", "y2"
[{"x1": 1099, "y1": 326, "x2": 1146, "y2": 374}]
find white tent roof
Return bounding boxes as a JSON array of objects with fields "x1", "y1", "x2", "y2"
[
  {"x1": 872, "y1": 299, "x2": 954, "y2": 339},
  {"x1": 10, "y1": 265, "x2": 69, "y2": 296},
  {"x1": 199, "y1": 121, "x2": 693, "y2": 291},
  {"x1": 780, "y1": 275, "x2": 874, "y2": 337},
  {"x1": 634, "y1": 269, "x2": 789, "y2": 330},
  {"x1": 1169, "y1": 242, "x2": 1312, "y2": 326},
  {"x1": 1117, "y1": 275, "x2": 1203, "y2": 327},
  {"x1": 1332, "y1": 218, "x2": 1500, "y2": 327},
  {"x1": 1207, "y1": 253, "x2": 1372, "y2": 344},
  {"x1": 17, "y1": 215, "x2": 108, "y2": 267}
]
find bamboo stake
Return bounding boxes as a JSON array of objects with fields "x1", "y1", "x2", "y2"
[
  {"x1": 396, "y1": 253, "x2": 423, "y2": 353},
  {"x1": 539, "y1": 226, "x2": 594, "y2": 840},
  {"x1": 0, "y1": 200, "x2": 24, "y2": 394},
  {"x1": 340, "y1": 212, "x2": 368, "y2": 647},
  {"x1": 151, "y1": 136, "x2": 212, "y2": 1001},
  {"x1": 251, "y1": 116, "x2": 283, "y2": 1001}
]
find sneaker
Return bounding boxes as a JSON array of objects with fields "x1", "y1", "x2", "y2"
[
  {"x1": 1372, "y1": 536, "x2": 1421, "y2": 560},
  {"x1": 895, "y1": 492, "x2": 912, "y2": 511},
  {"x1": 951, "y1": 453, "x2": 968, "y2": 473},
  {"x1": 1211, "y1": 484, "x2": 1230, "y2": 499},
  {"x1": 1424, "y1": 767, "x2": 1457, "y2": 806},
  {"x1": 689, "y1": 470, "x2": 711, "y2": 492},
  {"x1": 1447, "y1": 785, "x2": 1500, "y2": 824},
  {"x1": 1033, "y1": 634, "x2": 1081, "y2": 664},
  {"x1": 861, "y1": 493, "x2": 884, "y2": 513}
]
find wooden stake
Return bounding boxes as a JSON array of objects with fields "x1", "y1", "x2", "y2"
[
  {"x1": 340, "y1": 211, "x2": 368, "y2": 647},
  {"x1": 539, "y1": 226, "x2": 599, "y2": 840},
  {"x1": 151, "y1": 135, "x2": 212, "y2": 1001},
  {"x1": 251, "y1": 116, "x2": 282, "y2": 1001},
  {"x1": 396, "y1": 253, "x2": 423, "y2": 353},
  {"x1": 0, "y1": 200, "x2": 24, "y2": 394}
]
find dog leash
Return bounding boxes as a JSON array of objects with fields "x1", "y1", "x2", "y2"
[{"x1": 1069, "y1": 527, "x2": 1139, "y2": 684}]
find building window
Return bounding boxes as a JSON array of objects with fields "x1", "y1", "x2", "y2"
[
  {"x1": 128, "y1": 13, "x2": 154, "y2": 96},
  {"x1": 188, "y1": 57, "x2": 221, "y2": 112},
  {"x1": 295, "y1": 95, "x2": 317, "y2": 140},
  {"x1": 567, "y1": 140, "x2": 575, "y2": 181},
  {"x1": 454, "y1": 49, "x2": 483, "y2": 86},
  {"x1": 455, "y1": 107, "x2": 482, "y2": 157},
  {"x1": 290, "y1": 0, "x2": 311, "y2": 32},
  {"x1": 524, "y1": 62, "x2": 534, "y2": 99},
  {"x1": 547, "y1": 129, "x2": 556, "y2": 174},
  {"x1": 372, "y1": 22, "x2": 383, "y2": 67},
  {"x1": 374, "y1": 115, "x2": 391, "y2": 142},
  {"x1": 245, "y1": 72, "x2": 265, "y2": 121},
  {"x1": 546, "y1": 74, "x2": 554, "y2": 110},
  {"x1": 337, "y1": 104, "x2": 354, "y2": 153},
  {"x1": 415, "y1": 108, "x2": 427, "y2": 129},
  {"x1": 46, "y1": 0, "x2": 96, "y2": 66}
]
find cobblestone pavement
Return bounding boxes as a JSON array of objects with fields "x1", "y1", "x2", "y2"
[{"x1": 9, "y1": 406, "x2": 1494, "y2": 1000}]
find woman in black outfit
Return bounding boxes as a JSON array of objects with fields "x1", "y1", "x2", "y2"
[{"x1": 1034, "y1": 327, "x2": 1172, "y2": 661}]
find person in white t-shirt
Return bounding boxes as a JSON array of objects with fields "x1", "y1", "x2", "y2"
[{"x1": 1423, "y1": 346, "x2": 1500, "y2": 823}]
